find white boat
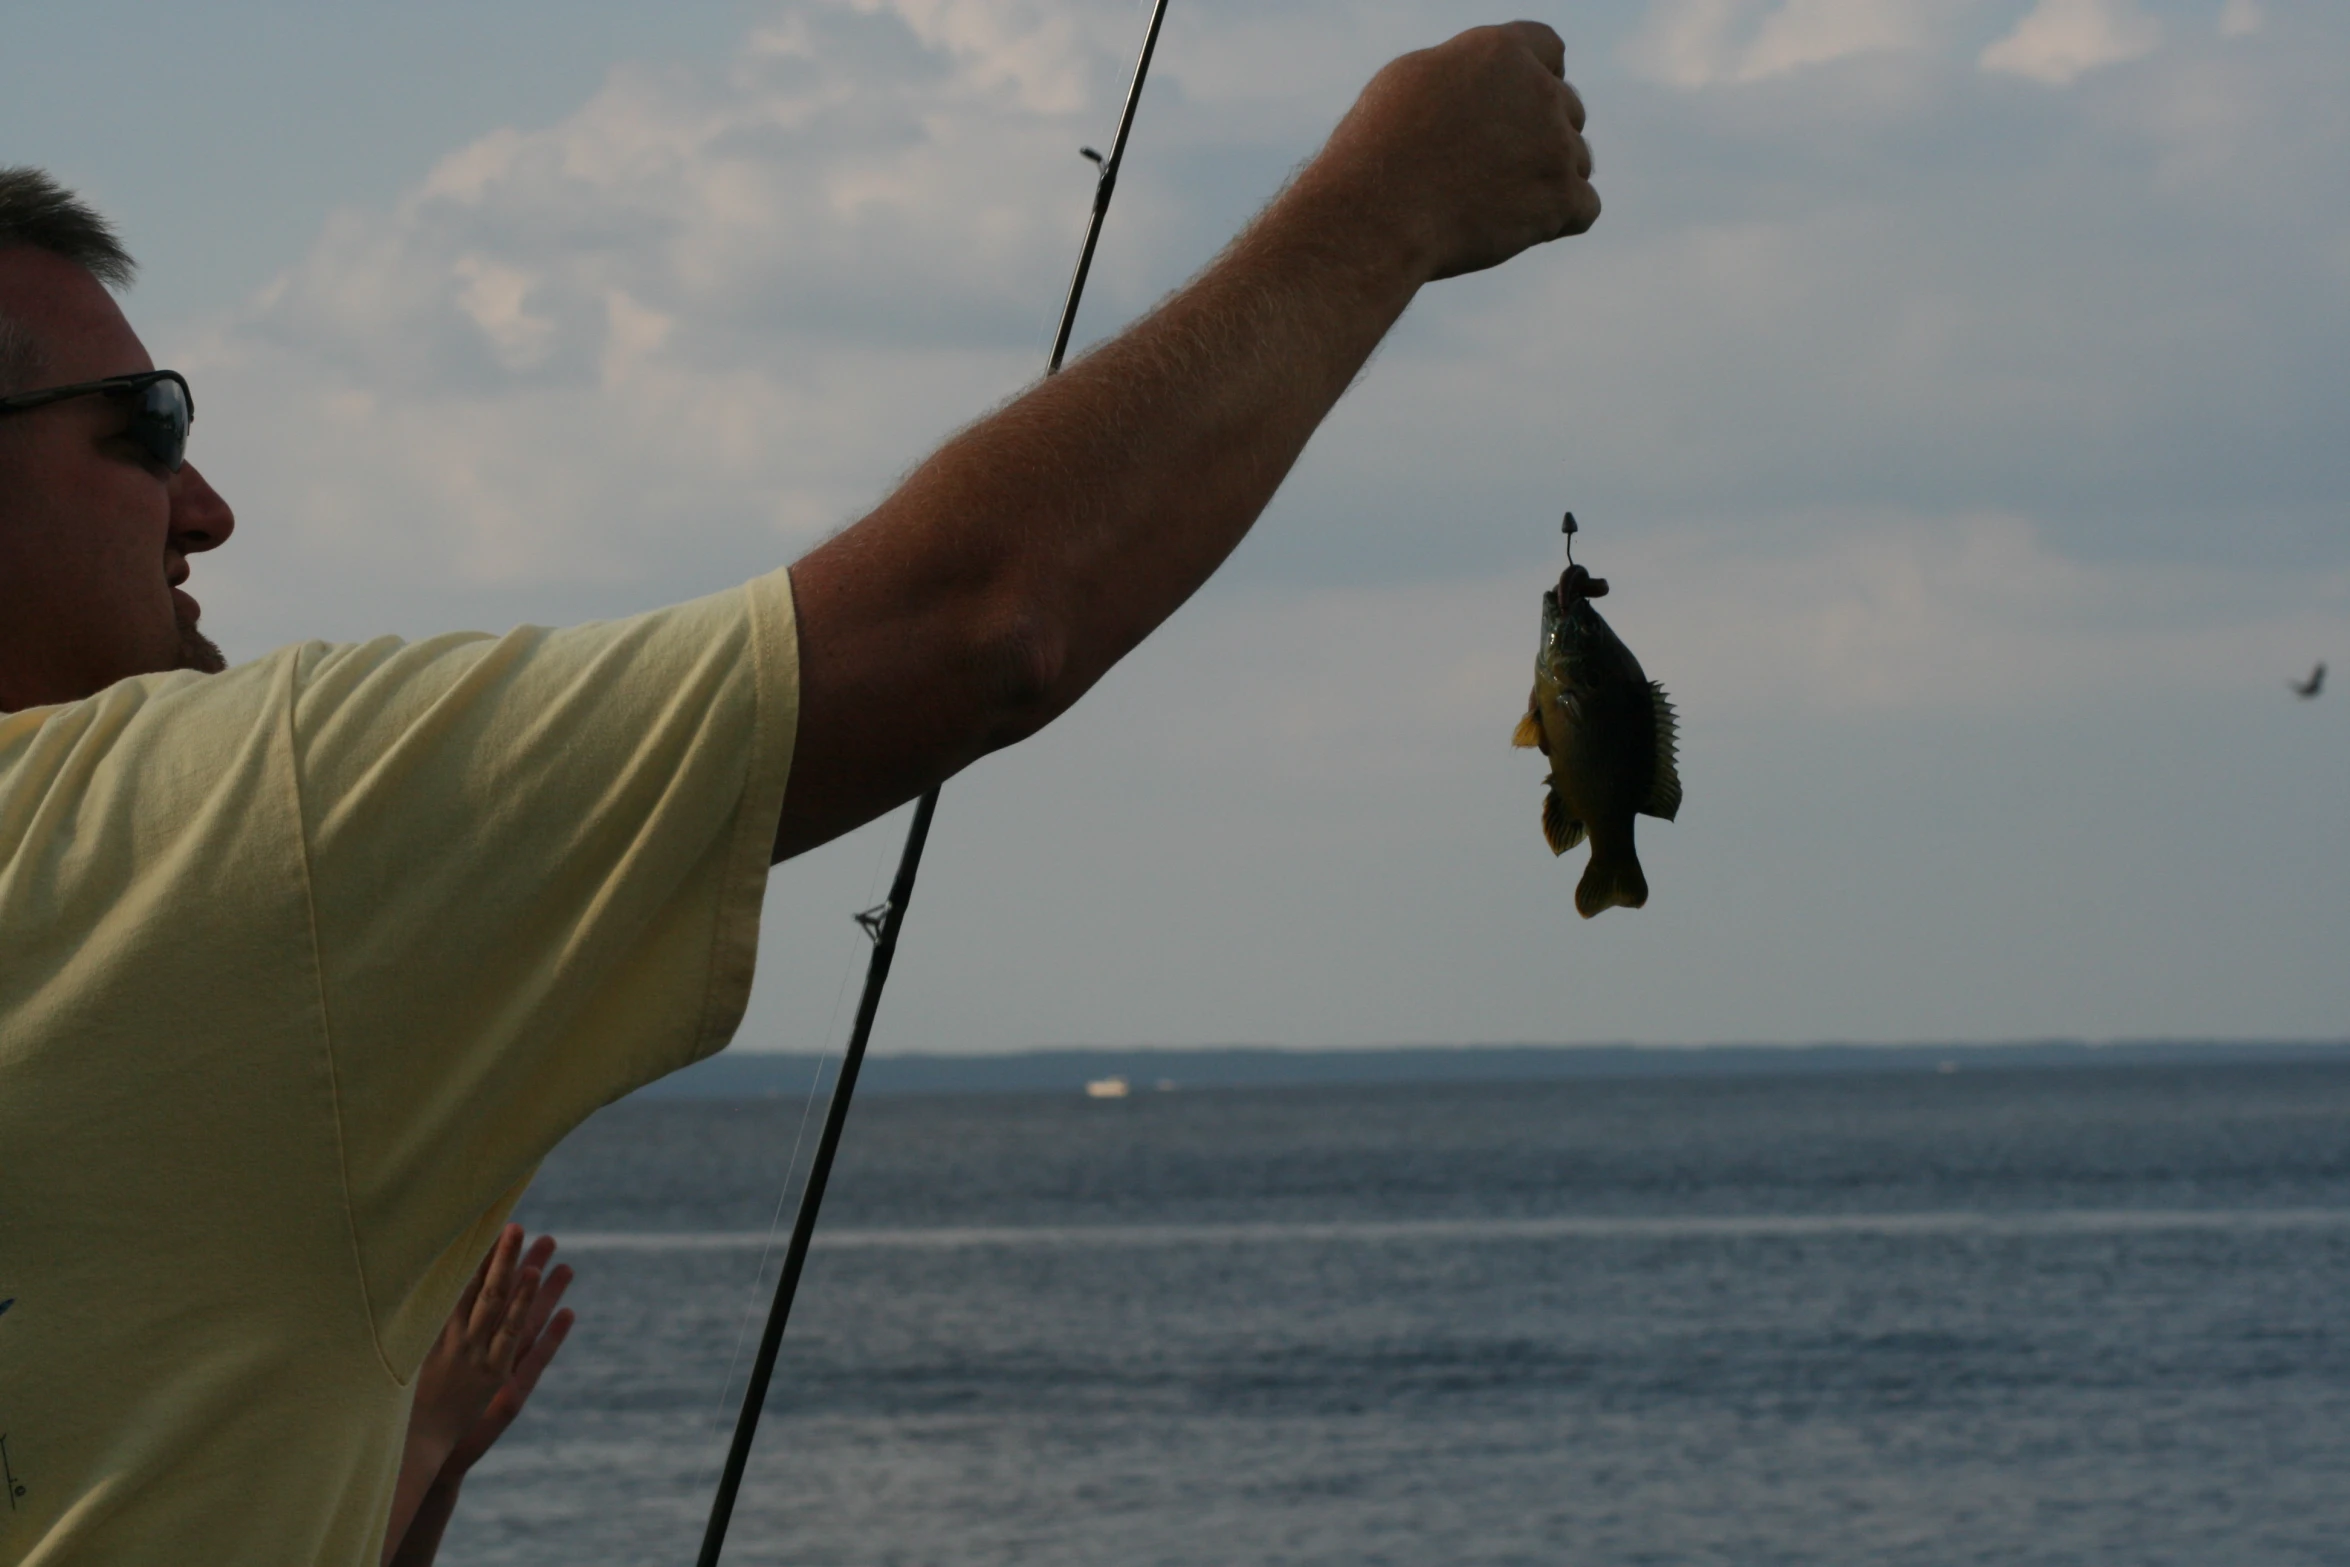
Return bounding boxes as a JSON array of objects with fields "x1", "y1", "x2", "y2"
[{"x1": 1084, "y1": 1076, "x2": 1131, "y2": 1099}]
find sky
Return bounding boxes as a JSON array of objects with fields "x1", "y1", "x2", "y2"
[{"x1": 7, "y1": 0, "x2": 2345, "y2": 1053}]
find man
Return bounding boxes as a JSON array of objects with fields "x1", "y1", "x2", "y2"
[{"x1": 0, "y1": 22, "x2": 1596, "y2": 1563}]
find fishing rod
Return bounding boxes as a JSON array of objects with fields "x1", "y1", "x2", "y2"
[{"x1": 693, "y1": 3, "x2": 1172, "y2": 1559}]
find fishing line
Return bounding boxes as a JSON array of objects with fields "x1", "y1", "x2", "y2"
[
  {"x1": 695, "y1": 815, "x2": 899, "y2": 1496},
  {"x1": 693, "y1": 3, "x2": 1172, "y2": 1559}
]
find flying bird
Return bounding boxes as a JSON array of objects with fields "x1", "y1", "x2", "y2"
[{"x1": 2290, "y1": 662, "x2": 2325, "y2": 700}]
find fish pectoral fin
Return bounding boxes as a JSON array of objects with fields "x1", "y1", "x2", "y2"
[
  {"x1": 1542, "y1": 790, "x2": 1586, "y2": 856},
  {"x1": 1575, "y1": 828, "x2": 1649, "y2": 918},
  {"x1": 1640, "y1": 681, "x2": 1683, "y2": 821},
  {"x1": 1512, "y1": 697, "x2": 1544, "y2": 750}
]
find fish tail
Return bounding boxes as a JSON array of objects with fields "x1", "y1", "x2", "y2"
[{"x1": 1575, "y1": 829, "x2": 1648, "y2": 918}]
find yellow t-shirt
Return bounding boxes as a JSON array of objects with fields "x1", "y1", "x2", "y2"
[{"x1": 0, "y1": 569, "x2": 799, "y2": 1565}]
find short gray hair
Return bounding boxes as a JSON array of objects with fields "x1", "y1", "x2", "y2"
[{"x1": 0, "y1": 167, "x2": 136, "y2": 392}]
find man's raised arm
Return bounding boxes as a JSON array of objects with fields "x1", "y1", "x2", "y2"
[{"x1": 775, "y1": 22, "x2": 1598, "y2": 861}]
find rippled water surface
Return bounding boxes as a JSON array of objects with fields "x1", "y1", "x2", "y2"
[{"x1": 438, "y1": 1061, "x2": 2350, "y2": 1565}]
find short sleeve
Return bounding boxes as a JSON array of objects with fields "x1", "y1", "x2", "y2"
[{"x1": 291, "y1": 569, "x2": 799, "y2": 1364}]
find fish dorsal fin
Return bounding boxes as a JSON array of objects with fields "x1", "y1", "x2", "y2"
[
  {"x1": 1641, "y1": 682, "x2": 1682, "y2": 821},
  {"x1": 1542, "y1": 789, "x2": 1585, "y2": 856},
  {"x1": 1512, "y1": 693, "x2": 1543, "y2": 749}
]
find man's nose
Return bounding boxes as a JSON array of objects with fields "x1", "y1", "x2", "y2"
[{"x1": 169, "y1": 462, "x2": 235, "y2": 554}]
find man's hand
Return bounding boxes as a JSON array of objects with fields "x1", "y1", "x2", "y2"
[
  {"x1": 1311, "y1": 23, "x2": 1598, "y2": 282},
  {"x1": 778, "y1": 23, "x2": 1600, "y2": 859}
]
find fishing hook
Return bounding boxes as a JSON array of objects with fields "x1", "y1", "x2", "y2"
[
  {"x1": 1558, "y1": 510, "x2": 1607, "y2": 599},
  {"x1": 693, "y1": 3, "x2": 1174, "y2": 1559}
]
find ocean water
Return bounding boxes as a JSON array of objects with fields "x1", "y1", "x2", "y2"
[{"x1": 438, "y1": 1061, "x2": 2350, "y2": 1565}]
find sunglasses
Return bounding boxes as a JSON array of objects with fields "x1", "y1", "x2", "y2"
[{"x1": 0, "y1": 368, "x2": 195, "y2": 473}]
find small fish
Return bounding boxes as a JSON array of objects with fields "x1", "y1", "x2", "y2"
[{"x1": 1513, "y1": 562, "x2": 1681, "y2": 917}]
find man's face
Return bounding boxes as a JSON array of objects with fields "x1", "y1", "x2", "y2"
[{"x1": 0, "y1": 246, "x2": 235, "y2": 711}]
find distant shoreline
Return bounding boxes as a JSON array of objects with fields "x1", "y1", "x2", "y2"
[{"x1": 637, "y1": 1039, "x2": 2350, "y2": 1100}]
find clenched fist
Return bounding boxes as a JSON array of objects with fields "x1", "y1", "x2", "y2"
[{"x1": 1306, "y1": 22, "x2": 1598, "y2": 282}]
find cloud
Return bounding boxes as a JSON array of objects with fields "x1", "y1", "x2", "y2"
[
  {"x1": 1623, "y1": 0, "x2": 1943, "y2": 87},
  {"x1": 1980, "y1": 0, "x2": 2164, "y2": 86},
  {"x1": 178, "y1": 0, "x2": 1177, "y2": 632},
  {"x1": 167, "y1": 0, "x2": 2350, "y2": 634},
  {"x1": 1603, "y1": 513, "x2": 2348, "y2": 717},
  {"x1": 132, "y1": 0, "x2": 2350, "y2": 1048},
  {"x1": 169, "y1": 0, "x2": 2350, "y2": 660},
  {"x1": 751, "y1": 513, "x2": 2350, "y2": 1052},
  {"x1": 1742, "y1": 0, "x2": 1937, "y2": 79},
  {"x1": 170, "y1": 0, "x2": 1461, "y2": 641},
  {"x1": 1130, "y1": 517, "x2": 2349, "y2": 771}
]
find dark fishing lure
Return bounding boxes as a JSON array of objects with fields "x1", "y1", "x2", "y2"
[{"x1": 1512, "y1": 514, "x2": 1681, "y2": 917}]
